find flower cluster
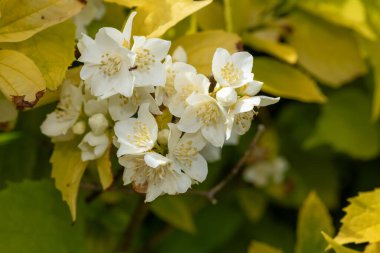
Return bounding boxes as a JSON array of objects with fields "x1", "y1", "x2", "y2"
[{"x1": 41, "y1": 12, "x2": 279, "y2": 202}]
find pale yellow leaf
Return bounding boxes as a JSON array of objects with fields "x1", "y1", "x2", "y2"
[
  {"x1": 0, "y1": 50, "x2": 46, "y2": 106},
  {"x1": 0, "y1": 0, "x2": 84, "y2": 42},
  {"x1": 322, "y1": 232, "x2": 362, "y2": 253},
  {"x1": 254, "y1": 57, "x2": 326, "y2": 103},
  {"x1": 335, "y1": 188, "x2": 380, "y2": 245},
  {"x1": 0, "y1": 21, "x2": 76, "y2": 90},
  {"x1": 51, "y1": 141, "x2": 88, "y2": 221},
  {"x1": 105, "y1": 0, "x2": 211, "y2": 38},
  {"x1": 172, "y1": 30, "x2": 241, "y2": 76},
  {"x1": 248, "y1": 241, "x2": 283, "y2": 253},
  {"x1": 96, "y1": 147, "x2": 113, "y2": 190},
  {"x1": 287, "y1": 10, "x2": 367, "y2": 87},
  {"x1": 296, "y1": 192, "x2": 334, "y2": 253}
]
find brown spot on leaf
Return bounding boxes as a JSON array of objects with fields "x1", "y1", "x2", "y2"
[
  {"x1": 41, "y1": 15, "x2": 45, "y2": 20},
  {"x1": 236, "y1": 41, "x2": 244, "y2": 52},
  {"x1": 12, "y1": 90, "x2": 45, "y2": 110},
  {"x1": 78, "y1": 0, "x2": 87, "y2": 4}
]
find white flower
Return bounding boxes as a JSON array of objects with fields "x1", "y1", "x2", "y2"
[
  {"x1": 212, "y1": 48, "x2": 254, "y2": 88},
  {"x1": 114, "y1": 103, "x2": 158, "y2": 156},
  {"x1": 78, "y1": 132, "x2": 109, "y2": 161},
  {"x1": 172, "y1": 46, "x2": 187, "y2": 62},
  {"x1": 155, "y1": 56, "x2": 196, "y2": 106},
  {"x1": 168, "y1": 124, "x2": 208, "y2": 182},
  {"x1": 74, "y1": 0, "x2": 105, "y2": 38},
  {"x1": 243, "y1": 157, "x2": 288, "y2": 187},
  {"x1": 177, "y1": 93, "x2": 227, "y2": 147},
  {"x1": 216, "y1": 87, "x2": 238, "y2": 107},
  {"x1": 119, "y1": 152, "x2": 192, "y2": 202},
  {"x1": 168, "y1": 72, "x2": 210, "y2": 117},
  {"x1": 40, "y1": 81, "x2": 83, "y2": 138},
  {"x1": 88, "y1": 113, "x2": 109, "y2": 135},
  {"x1": 108, "y1": 87, "x2": 160, "y2": 121},
  {"x1": 78, "y1": 28, "x2": 136, "y2": 99}
]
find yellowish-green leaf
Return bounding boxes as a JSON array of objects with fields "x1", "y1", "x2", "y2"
[
  {"x1": 322, "y1": 232, "x2": 361, "y2": 253},
  {"x1": 287, "y1": 10, "x2": 367, "y2": 87},
  {"x1": 248, "y1": 241, "x2": 283, "y2": 253},
  {"x1": 237, "y1": 188, "x2": 267, "y2": 223},
  {"x1": 196, "y1": 2, "x2": 225, "y2": 30},
  {"x1": 150, "y1": 196, "x2": 196, "y2": 233},
  {"x1": 297, "y1": 0, "x2": 376, "y2": 40},
  {"x1": 156, "y1": 108, "x2": 173, "y2": 130},
  {"x1": 0, "y1": 0, "x2": 84, "y2": 42},
  {"x1": 365, "y1": 243, "x2": 380, "y2": 253},
  {"x1": 335, "y1": 188, "x2": 380, "y2": 245},
  {"x1": 254, "y1": 57, "x2": 326, "y2": 103},
  {"x1": 0, "y1": 21, "x2": 76, "y2": 90},
  {"x1": 51, "y1": 141, "x2": 88, "y2": 221},
  {"x1": 172, "y1": 30, "x2": 241, "y2": 76},
  {"x1": 0, "y1": 93, "x2": 17, "y2": 126},
  {"x1": 243, "y1": 32, "x2": 297, "y2": 64},
  {"x1": 106, "y1": 0, "x2": 211, "y2": 38},
  {"x1": 0, "y1": 50, "x2": 46, "y2": 105},
  {"x1": 296, "y1": 192, "x2": 334, "y2": 253},
  {"x1": 306, "y1": 88, "x2": 380, "y2": 160},
  {"x1": 96, "y1": 147, "x2": 113, "y2": 190}
]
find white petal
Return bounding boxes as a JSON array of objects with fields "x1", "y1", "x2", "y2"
[
  {"x1": 232, "y1": 51, "x2": 253, "y2": 74},
  {"x1": 142, "y1": 37, "x2": 171, "y2": 61},
  {"x1": 184, "y1": 154, "x2": 208, "y2": 182},
  {"x1": 122, "y1": 11, "x2": 137, "y2": 46},
  {"x1": 133, "y1": 61, "x2": 166, "y2": 87},
  {"x1": 233, "y1": 97, "x2": 261, "y2": 114},
  {"x1": 201, "y1": 123, "x2": 225, "y2": 147},
  {"x1": 212, "y1": 48, "x2": 230, "y2": 85},
  {"x1": 242, "y1": 81, "x2": 263, "y2": 96},
  {"x1": 200, "y1": 144, "x2": 221, "y2": 163},
  {"x1": 144, "y1": 152, "x2": 169, "y2": 168},
  {"x1": 168, "y1": 123, "x2": 181, "y2": 153},
  {"x1": 138, "y1": 103, "x2": 158, "y2": 143},
  {"x1": 216, "y1": 87, "x2": 237, "y2": 107},
  {"x1": 257, "y1": 96, "x2": 280, "y2": 106},
  {"x1": 177, "y1": 107, "x2": 202, "y2": 133},
  {"x1": 172, "y1": 46, "x2": 187, "y2": 62}
]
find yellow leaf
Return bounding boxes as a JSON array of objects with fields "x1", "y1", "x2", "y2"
[
  {"x1": 0, "y1": 21, "x2": 76, "y2": 90},
  {"x1": 254, "y1": 57, "x2": 326, "y2": 103},
  {"x1": 0, "y1": 93, "x2": 17, "y2": 129},
  {"x1": 297, "y1": 0, "x2": 376, "y2": 40},
  {"x1": 0, "y1": 0, "x2": 84, "y2": 42},
  {"x1": 243, "y1": 32, "x2": 297, "y2": 64},
  {"x1": 51, "y1": 141, "x2": 88, "y2": 221},
  {"x1": 248, "y1": 241, "x2": 283, "y2": 253},
  {"x1": 196, "y1": 2, "x2": 225, "y2": 31},
  {"x1": 335, "y1": 188, "x2": 380, "y2": 245},
  {"x1": 287, "y1": 10, "x2": 367, "y2": 87},
  {"x1": 96, "y1": 147, "x2": 113, "y2": 190},
  {"x1": 172, "y1": 30, "x2": 241, "y2": 76},
  {"x1": 0, "y1": 50, "x2": 46, "y2": 107},
  {"x1": 105, "y1": 0, "x2": 211, "y2": 38},
  {"x1": 365, "y1": 243, "x2": 380, "y2": 253},
  {"x1": 322, "y1": 232, "x2": 362, "y2": 253},
  {"x1": 295, "y1": 192, "x2": 334, "y2": 253}
]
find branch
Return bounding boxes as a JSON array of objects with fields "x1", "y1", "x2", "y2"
[{"x1": 193, "y1": 124, "x2": 265, "y2": 203}]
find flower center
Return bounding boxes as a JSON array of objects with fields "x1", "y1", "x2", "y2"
[
  {"x1": 221, "y1": 62, "x2": 241, "y2": 84},
  {"x1": 135, "y1": 48, "x2": 155, "y2": 71},
  {"x1": 99, "y1": 53, "x2": 122, "y2": 76},
  {"x1": 174, "y1": 140, "x2": 197, "y2": 167},
  {"x1": 127, "y1": 121, "x2": 152, "y2": 148},
  {"x1": 55, "y1": 95, "x2": 76, "y2": 120},
  {"x1": 196, "y1": 102, "x2": 221, "y2": 126}
]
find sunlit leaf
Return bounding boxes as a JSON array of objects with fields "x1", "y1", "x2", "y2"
[
  {"x1": 0, "y1": 21, "x2": 76, "y2": 90},
  {"x1": 297, "y1": 0, "x2": 376, "y2": 40},
  {"x1": 105, "y1": 0, "x2": 211, "y2": 38},
  {"x1": 0, "y1": 50, "x2": 46, "y2": 107},
  {"x1": 172, "y1": 30, "x2": 241, "y2": 76},
  {"x1": 295, "y1": 192, "x2": 334, "y2": 253},
  {"x1": 248, "y1": 241, "x2": 283, "y2": 253},
  {"x1": 0, "y1": 0, "x2": 84, "y2": 42},
  {"x1": 254, "y1": 57, "x2": 326, "y2": 103},
  {"x1": 196, "y1": 2, "x2": 225, "y2": 31},
  {"x1": 51, "y1": 140, "x2": 88, "y2": 221},
  {"x1": 306, "y1": 88, "x2": 380, "y2": 160},
  {"x1": 96, "y1": 147, "x2": 113, "y2": 190},
  {"x1": 0, "y1": 180, "x2": 87, "y2": 253},
  {"x1": 287, "y1": 10, "x2": 367, "y2": 87},
  {"x1": 365, "y1": 243, "x2": 380, "y2": 253},
  {"x1": 335, "y1": 188, "x2": 380, "y2": 244},
  {"x1": 150, "y1": 196, "x2": 196, "y2": 233},
  {"x1": 323, "y1": 232, "x2": 361, "y2": 253}
]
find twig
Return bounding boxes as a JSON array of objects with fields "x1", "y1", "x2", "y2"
[
  {"x1": 193, "y1": 124, "x2": 265, "y2": 203},
  {"x1": 117, "y1": 196, "x2": 149, "y2": 253}
]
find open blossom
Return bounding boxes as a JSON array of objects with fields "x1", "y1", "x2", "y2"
[{"x1": 78, "y1": 131, "x2": 109, "y2": 161}]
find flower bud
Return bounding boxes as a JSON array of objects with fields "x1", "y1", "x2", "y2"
[
  {"x1": 157, "y1": 129, "x2": 170, "y2": 145},
  {"x1": 89, "y1": 113, "x2": 109, "y2": 135},
  {"x1": 242, "y1": 81, "x2": 262, "y2": 96},
  {"x1": 72, "y1": 120, "x2": 86, "y2": 135},
  {"x1": 216, "y1": 87, "x2": 238, "y2": 107}
]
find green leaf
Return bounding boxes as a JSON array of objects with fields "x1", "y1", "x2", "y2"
[
  {"x1": 150, "y1": 195, "x2": 196, "y2": 233},
  {"x1": 295, "y1": 192, "x2": 334, "y2": 253},
  {"x1": 287, "y1": 10, "x2": 367, "y2": 87},
  {"x1": 51, "y1": 140, "x2": 88, "y2": 221},
  {"x1": 0, "y1": 132, "x2": 20, "y2": 145},
  {"x1": 0, "y1": 50, "x2": 46, "y2": 105},
  {"x1": 248, "y1": 241, "x2": 283, "y2": 253},
  {"x1": 322, "y1": 232, "x2": 361, "y2": 253},
  {"x1": 106, "y1": 0, "x2": 211, "y2": 38},
  {"x1": 254, "y1": 57, "x2": 326, "y2": 103},
  {"x1": 297, "y1": 0, "x2": 376, "y2": 40},
  {"x1": 0, "y1": 21, "x2": 76, "y2": 90},
  {"x1": 0, "y1": 180, "x2": 87, "y2": 253},
  {"x1": 172, "y1": 30, "x2": 241, "y2": 76},
  {"x1": 306, "y1": 87, "x2": 380, "y2": 160},
  {"x1": 237, "y1": 188, "x2": 267, "y2": 223},
  {"x1": 0, "y1": 0, "x2": 84, "y2": 42}
]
